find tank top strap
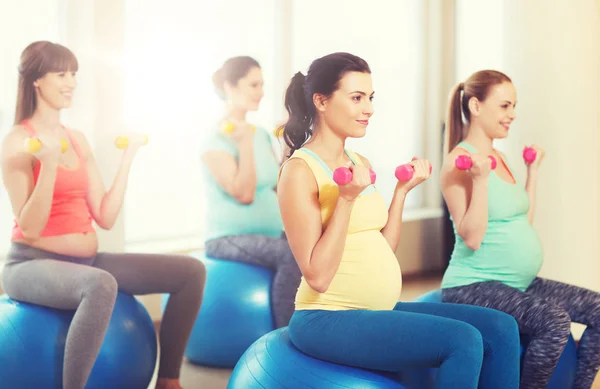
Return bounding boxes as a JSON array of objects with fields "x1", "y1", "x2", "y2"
[
  {"x1": 344, "y1": 149, "x2": 364, "y2": 166},
  {"x1": 20, "y1": 119, "x2": 37, "y2": 137},
  {"x1": 456, "y1": 141, "x2": 477, "y2": 154}
]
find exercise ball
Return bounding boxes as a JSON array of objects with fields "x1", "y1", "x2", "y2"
[
  {"x1": 0, "y1": 292, "x2": 157, "y2": 389},
  {"x1": 162, "y1": 253, "x2": 274, "y2": 367},
  {"x1": 227, "y1": 328, "x2": 407, "y2": 389},
  {"x1": 410, "y1": 290, "x2": 577, "y2": 389}
]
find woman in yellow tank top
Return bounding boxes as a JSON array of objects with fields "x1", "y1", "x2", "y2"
[{"x1": 277, "y1": 52, "x2": 521, "y2": 388}]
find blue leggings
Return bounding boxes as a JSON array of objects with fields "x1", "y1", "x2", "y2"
[{"x1": 289, "y1": 302, "x2": 521, "y2": 389}]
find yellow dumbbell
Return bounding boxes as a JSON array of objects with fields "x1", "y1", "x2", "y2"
[
  {"x1": 114, "y1": 135, "x2": 149, "y2": 149},
  {"x1": 273, "y1": 126, "x2": 284, "y2": 137},
  {"x1": 24, "y1": 138, "x2": 68, "y2": 153},
  {"x1": 221, "y1": 121, "x2": 256, "y2": 134}
]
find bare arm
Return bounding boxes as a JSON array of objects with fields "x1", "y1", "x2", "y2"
[
  {"x1": 202, "y1": 135, "x2": 257, "y2": 204},
  {"x1": 380, "y1": 189, "x2": 408, "y2": 252},
  {"x1": 278, "y1": 159, "x2": 368, "y2": 293},
  {"x1": 521, "y1": 146, "x2": 544, "y2": 224},
  {"x1": 441, "y1": 149, "x2": 491, "y2": 251},
  {"x1": 0, "y1": 128, "x2": 59, "y2": 239},
  {"x1": 75, "y1": 131, "x2": 139, "y2": 230},
  {"x1": 525, "y1": 168, "x2": 538, "y2": 223}
]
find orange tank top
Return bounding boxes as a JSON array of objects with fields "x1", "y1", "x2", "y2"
[{"x1": 11, "y1": 120, "x2": 95, "y2": 239}]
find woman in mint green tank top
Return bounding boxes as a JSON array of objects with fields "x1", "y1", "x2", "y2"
[
  {"x1": 200, "y1": 56, "x2": 301, "y2": 328},
  {"x1": 440, "y1": 70, "x2": 600, "y2": 389}
]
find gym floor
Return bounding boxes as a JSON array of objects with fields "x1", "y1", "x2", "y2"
[{"x1": 147, "y1": 275, "x2": 600, "y2": 389}]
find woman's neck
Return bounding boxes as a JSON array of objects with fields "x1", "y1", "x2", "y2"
[
  {"x1": 463, "y1": 124, "x2": 494, "y2": 154},
  {"x1": 227, "y1": 105, "x2": 247, "y2": 121},
  {"x1": 305, "y1": 126, "x2": 347, "y2": 164},
  {"x1": 28, "y1": 102, "x2": 61, "y2": 134}
]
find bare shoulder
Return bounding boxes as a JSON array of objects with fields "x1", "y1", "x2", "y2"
[
  {"x1": 279, "y1": 157, "x2": 313, "y2": 181},
  {"x1": 1, "y1": 125, "x2": 30, "y2": 156}
]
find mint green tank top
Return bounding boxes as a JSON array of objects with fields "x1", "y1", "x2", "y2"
[
  {"x1": 200, "y1": 126, "x2": 283, "y2": 242},
  {"x1": 441, "y1": 142, "x2": 544, "y2": 292}
]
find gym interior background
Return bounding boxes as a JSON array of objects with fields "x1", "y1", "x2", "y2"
[{"x1": 0, "y1": 0, "x2": 599, "y2": 387}]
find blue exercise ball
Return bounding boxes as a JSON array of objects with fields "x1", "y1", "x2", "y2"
[
  {"x1": 410, "y1": 290, "x2": 577, "y2": 389},
  {"x1": 228, "y1": 328, "x2": 407, "y2": 389},
  {"x1": 0, "y1": 292, "x2": 157, "y2": 389},
  {"x1": 162, "y1": 253, "x2": 274, "y2": 367}
]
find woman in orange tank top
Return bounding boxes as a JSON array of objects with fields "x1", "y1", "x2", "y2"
[{"x1": 0, "y1": 41, "x2": 204, "y2": 389}]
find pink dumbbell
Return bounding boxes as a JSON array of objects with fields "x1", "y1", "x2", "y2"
[
  {"x1": 455, "y1": 155, "x2": 497, "y2": 171},
  {"x1": 395, "y1": 163, "x2": 433, "y2": 182},
  {"x1": 523, "y1": 147, "x2": 537, "y2": 165},
  {"x1": 333, "y1": 167, "x2": 376, "y2": 186}
]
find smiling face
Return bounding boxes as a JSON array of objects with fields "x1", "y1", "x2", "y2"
[
  {"x1": 317, "y1": 71, "x2": 374, "y2": 139},
  {"x1": 34, "y1": 70, "x2": 77, "y2": 110},
  {"x1": 225, "y1": 66, "x2": 264, "y2": 112},
  {"x1": 470, "y1": 81, "x2": 517, "y2": 139}
]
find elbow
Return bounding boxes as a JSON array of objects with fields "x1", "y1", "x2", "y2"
[
  {"x1": 94, "y1": 214, "x2": 114, "y2": 230},
  {"x1": 97, "y1": 221, "x2": 114, "y2": 230},
  {"x1": 305, "y1": 274, "x2": 331, "y2": 294},
  {"x1": 457, "y1": 224, "x2": 484, "y2": 251},
  {"x1": 465, "y1": 240, "x2": 481, "y2": 251},
  {"x1": 235, "y1": 192, "x2": 255, "y2": 205},
  {"x1": 20, "y1": 226, "x2": 41, "y2": 241},
  {"x1": 461, "y1": 235, "x2": 482, "y2": 251}
]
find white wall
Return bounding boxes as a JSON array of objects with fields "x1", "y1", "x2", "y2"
[{"x1": 502, "y1": 0, "x2": 600, "y2": 290}]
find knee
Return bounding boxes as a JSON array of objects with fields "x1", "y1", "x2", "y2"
[
  {"x1": 171, "y1": 256, "x2": 206, "y2": 300},
  {"x1": 482, "y1": 309, "x2": 520, "y2": 342},
  {"x1": 582, "y1": 299, "x2": 600, "y2": 328},
  {"x1": 445, "y1": 322, "x2": 484, "y2": 364},
  {"x1": 180, "y1": 256, "x2": 207, "y2": 287},
  {"x1": 535, "y1": 304, "x2": 571, "y2": 340},
  {"x1": 85, "y1": 271, "x2": 118, "y2": 301}
]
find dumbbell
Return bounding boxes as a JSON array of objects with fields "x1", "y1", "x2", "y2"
[
  {"x1": 114, "y1": 135, "x2": 149, "y2": 149},
  {"x1": 221, "y1": 121, "x2": 256, "y2": 134},
  {"x1": 273, "y1": 126, "x2": 284, "y2": 137},
  {"x1": 455, "y1": 155, "x2": 497, "y2": 170},
  {"x1": 395, "y1": 163, "x2": 433, "y2": 182},
  {"x1": 24, "y1": 138, "x2": 68, "y2": 153},
  {"x1": 523, "y1": 146, "x2": 537, "y2": 165},
  {"x1": 333, "y1": 166, "x2": 376, "y2": 186}
]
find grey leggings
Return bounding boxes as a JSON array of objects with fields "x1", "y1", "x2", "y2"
[
  {"x1": 1, "y1": 242, "x2": 206, "y2": 389},
  {"x1": 205, "y1": 234, "x2": 302, "y2": 328},
  {"x1": 443, "y1": 278, "x2": 600, "y2": 389}
]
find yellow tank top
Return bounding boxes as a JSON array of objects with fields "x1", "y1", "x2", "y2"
[{"x1": 282, "y1": 148, "x2": 402, "y2": 311}]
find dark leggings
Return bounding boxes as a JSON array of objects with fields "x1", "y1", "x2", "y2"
[
  {"x1": 443, "y1": 278, "x2": 600, "y2": 389},
  {"x1": 289, "y1": 301, "x2": 521, "y2": 389},
  {"x1": 1, "y1": 242, "x2": 206, "y2": 389},
  {"x1": 205, "y1": 233, "x2": 302, "y2": 328}
]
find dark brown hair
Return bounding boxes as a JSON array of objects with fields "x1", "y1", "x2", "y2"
[{"x1": 15, "y1": 41, "x2": 78, "y2": 124}]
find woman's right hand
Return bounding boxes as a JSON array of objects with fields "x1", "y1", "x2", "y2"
[
  {"x1": 226, "y1": 118, "x2": 255, "y2": 145},
  {"x1": 466, "y1": 153, "x2": 493, "y2": 181},
  {"x1": 338, "y1": 164, "x2": 372, "y2": 202},
  {"x1": 31, "y1": 134, "x2": 63, "y2": 165}
]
